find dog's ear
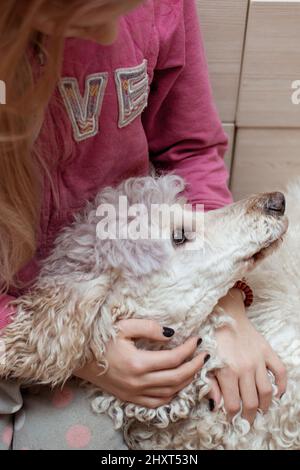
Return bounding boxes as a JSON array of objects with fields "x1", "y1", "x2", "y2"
[
  {"x1": 0, "y1": 273, "x2": 112, "y2": 386},
  {"x1": 92, "y1": 175, "x2": 186, "y2": 278},
  {"x1": 96, "y1": 237, "x2": 173, "y2": 278}
]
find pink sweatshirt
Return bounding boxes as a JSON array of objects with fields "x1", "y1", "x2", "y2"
[{"x1": 0, "y1": 0, "x2": 232, "y2": 329}]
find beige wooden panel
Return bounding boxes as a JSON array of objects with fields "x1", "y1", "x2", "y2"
[
  {"x1": 197, "y1": 0, "x2": 248, "y2": 121},
  {"x1": 237, "y1": 0, "x2": 300, "y2": 127},
  {"x1": 223, "y1": 123, "x2": 235, "y2": 175},
  {"x1": 231, "y1": 128, "x2": 300, "y2": 201}
]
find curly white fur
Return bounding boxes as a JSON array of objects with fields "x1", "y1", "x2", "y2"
[{"x1": 0, "y1": 174, "x2": 299, "y2": 449}]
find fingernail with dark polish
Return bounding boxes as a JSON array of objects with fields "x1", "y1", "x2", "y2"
[
  {"x1": 197, "y1": 338, "x2": 202, "y2": 347},
  {"x1": 204, "y1": 354, "x2": 211, "y2": 364},
  {"x1": 163, "y1": 327, "x2": 175, "y2": 338},
  {"x1": 208, "y1": 399, "x2": 215, "y2": 412},
  {"x1": 280, "y1": 393, "x2": 285, "y2": 400}
]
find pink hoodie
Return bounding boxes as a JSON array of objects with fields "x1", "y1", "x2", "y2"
[{"x1": 0, "y1": 0, "x2": 232, "y2": 329}]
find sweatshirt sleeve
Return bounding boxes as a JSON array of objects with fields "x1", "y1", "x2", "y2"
[
  {"x1": 0, "y1": 295, "x2": 15, "y2": 331},
  {"x1": 142, "y1": 0, "x2": 233, "y2": 210}
]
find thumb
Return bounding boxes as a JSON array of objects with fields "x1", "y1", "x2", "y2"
[{"x1": 117, "y1": 319, "x2": 175, "y2": 342}]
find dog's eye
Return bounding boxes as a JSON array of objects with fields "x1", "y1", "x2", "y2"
[{"x1": 172, "y1": 229, "x2": 187, "y2": 246}]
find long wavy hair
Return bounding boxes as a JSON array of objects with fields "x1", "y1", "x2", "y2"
[{"x1": 0, "y1": 0, "x2": 107, "y2": 291}]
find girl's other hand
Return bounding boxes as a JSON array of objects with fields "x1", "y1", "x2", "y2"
[{"x1": 207, "y1": 289, "x2": 287, "y2": 424}]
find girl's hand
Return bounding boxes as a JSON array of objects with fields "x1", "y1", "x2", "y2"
[
  {"x1": 74, "y1": 319, "x2": 210, "y2": 408},
  {"x1": 210, "y1": 288, "x2": 287, "y2": 423}
]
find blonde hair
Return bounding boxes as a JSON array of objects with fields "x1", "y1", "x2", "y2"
[{"x1": 0, "y1": 0, "x2": 102, "y2": 291}]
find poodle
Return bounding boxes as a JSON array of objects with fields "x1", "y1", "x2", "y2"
[{"x1": 0, "y1": 174, "x2": 299, "y2": 450}]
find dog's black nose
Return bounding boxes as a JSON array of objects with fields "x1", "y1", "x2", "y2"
[{"x1": 265, "y1": 192, "x2": 286, "y2": 216}]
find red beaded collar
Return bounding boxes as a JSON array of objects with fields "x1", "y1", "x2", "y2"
[{"x1": 234, "y1": 279, "x2": 254, "y2": 308}]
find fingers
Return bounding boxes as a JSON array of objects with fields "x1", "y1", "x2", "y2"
[
  {"x1": 216, "y1": 362, "x2": 280, "y2": 424},
  {"x1": 256, "y1": 365, "x2": 273, "y2": 413},
  {"x1": 137, "y1": 337, "x2": 201, "y2": 372},
  {"x1": 144, "y1": 377, "x2": 193, "y2": 398},
  {"x1": 117, "y1": 319, "x2": 175, "y2": 342},
  {"x1": 206, "y1": 375, "x2": 222, "y2": 412},
  {"x1": 142, "y1": 352, "x2": 210, "y2": 388},
  {"x1": 239, "y1": 373, "x2": 259, "y2": 424},
  {"x1": 216, "y1": 368, "x2": 241, "y2": 420},
  {"x1": 266, "y1": 353, "x2": 287, "y2": 398}
]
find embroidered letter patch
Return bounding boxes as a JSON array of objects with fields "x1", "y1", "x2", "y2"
[
  {"x1": 115, "y1": 60, "x2": 149, "y2": 128},
  {"x1": 59, "y1": 73, "x2": 108, "y2": 142}
]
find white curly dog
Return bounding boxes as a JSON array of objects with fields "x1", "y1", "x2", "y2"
[{"x1": 0, "y1": 174, "x2": 299, "y2": 450}]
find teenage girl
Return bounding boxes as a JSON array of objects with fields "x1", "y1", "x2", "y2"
[{"x1": 0, "y1": 0, "x2": 286, "y2": 449}]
